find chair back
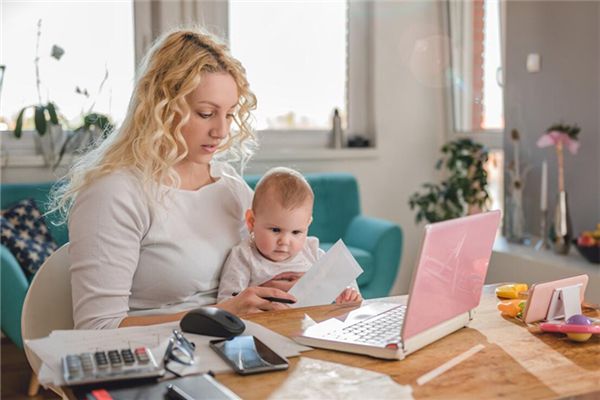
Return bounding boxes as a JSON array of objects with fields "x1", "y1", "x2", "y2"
[{"x1": 21, "y1": 244, "x2": 73, "y2": 374}]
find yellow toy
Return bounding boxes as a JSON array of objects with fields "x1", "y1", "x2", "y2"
[{"x1": 495, "y1": 283, "x2": 528, "y2": 299}]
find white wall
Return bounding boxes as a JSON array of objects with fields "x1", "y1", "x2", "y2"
[{"x1": 247, "y1": 1, "x2": 447, "y2": 295}]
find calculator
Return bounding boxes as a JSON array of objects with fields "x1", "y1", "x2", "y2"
[{"x1": 62, "y1": 347, "x2": 164, "y2": 385}]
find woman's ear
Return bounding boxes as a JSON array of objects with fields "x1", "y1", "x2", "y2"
[{"x1": 245, "y1": 209, "x2": 255, "y2": 232}]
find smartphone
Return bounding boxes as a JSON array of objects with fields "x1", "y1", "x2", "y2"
[{"x1": 209, "y1": 335, "x2": 289, "y2": 375}]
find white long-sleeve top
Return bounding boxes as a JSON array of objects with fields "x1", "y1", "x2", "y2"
[
  {"x1": 68, "y1": 162, "x2": 252, "y2": 329},
  {"x1": 217, "y1": 237, "x2": 325, "y2": 302}
]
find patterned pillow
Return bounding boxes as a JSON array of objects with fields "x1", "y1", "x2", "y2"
[{"x1": 0, "y1": 198, "x2": 58, "y2": 276}]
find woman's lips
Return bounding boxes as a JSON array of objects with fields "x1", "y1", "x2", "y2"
[{"x1": 201, "y1": 144, "x2": 218, "y2": 153}]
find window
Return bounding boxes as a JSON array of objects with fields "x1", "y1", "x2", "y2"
[
  {"x1": 447, "y1": 0, "x2": 504, "y2": 133},
  {"x1": 229, "y1": 1, "x2": 347, "y2": 132},
  {"x1": 446, "y1": 0, "x2": 505, "y2": 217},
  {"x1": 0, "y1": 1, "x2": 135, "y2": 130}
]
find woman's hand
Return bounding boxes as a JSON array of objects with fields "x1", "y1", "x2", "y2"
[
  {"x1": 335, "y1": 287, "x2": 363, "y2": 304},
  {"x1": 216, "y1": 286, "x2": 297, "y2": 315},
  {"x1": 260, "y1": 271, "x2": 304, "y2": 292}
]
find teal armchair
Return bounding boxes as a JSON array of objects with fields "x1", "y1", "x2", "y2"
[
  {"x1": 1, "y1": 174, "x2": 402, "y2": 349},
  {"x1": 244, "y1": 173, "x2": 403, "y2": 300},
  {"x1": 1, "y1": 182, "x2": 68, "y2": 349}
]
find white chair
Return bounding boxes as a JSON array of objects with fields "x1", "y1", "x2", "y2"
[{"x1": 21, "y1": 243, "x2": 72, "y2": 397}]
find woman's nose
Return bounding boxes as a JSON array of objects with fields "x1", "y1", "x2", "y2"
[{"x1": 210, "y1": 116, "x2": 229, "y2": 139}]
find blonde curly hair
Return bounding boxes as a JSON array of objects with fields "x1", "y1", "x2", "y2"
[{"x1": 50, "y1": 27, "x2": 257, "y2": 223}]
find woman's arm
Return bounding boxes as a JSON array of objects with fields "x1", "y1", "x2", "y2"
[
  {"x1": 119, "y1": 286, "x2": 296, "y2": 327},
  {"x1": 119, "y1": 311, "x2": 189, "y2": 327},
  {"x1": 69, "y1": 173, "x2": 149, "y2": 329}
]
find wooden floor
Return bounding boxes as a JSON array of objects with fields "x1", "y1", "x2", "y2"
[{"x1": 1, "y1": 338, "x2": 59, "y2": 400}]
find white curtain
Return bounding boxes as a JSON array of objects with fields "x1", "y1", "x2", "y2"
[
  {"x1": 132, "y1": 0, "x2": 229, "y2": 68},
  {"x1": 448, "y1": 0, "x2": 473, "y2": 132}
]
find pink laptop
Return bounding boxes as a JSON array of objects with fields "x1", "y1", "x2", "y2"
[{"x1": 295, "y1": 210, "x2": 501, "y2": 359}]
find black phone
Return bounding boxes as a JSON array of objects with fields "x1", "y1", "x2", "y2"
[{"x1": 209, "y1": 335, "x2": 289, "y2": 375}]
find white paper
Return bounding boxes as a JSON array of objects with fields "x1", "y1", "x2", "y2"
[
  {"x1": 27, "y1": 319, "x2": 311, "y2": 387},
  {"x1": 268, "y1": 357, "x2": 413, "y2": 400},
  {"x1": 289, "y1": 240, "x2": 363, "y2": 307}
]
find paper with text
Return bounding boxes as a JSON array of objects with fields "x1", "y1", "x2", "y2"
[
  {"x1": 29, "y1": 320, "x2": 311, "y2": 386},
  {"x1": 289, "y1": 240, "x2": 363, "y2": 308}
]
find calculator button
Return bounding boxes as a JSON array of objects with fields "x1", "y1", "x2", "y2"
[
  {"x1": 80, "y1": 353, "x2": 94, "y2": 372},
  {"x1": 107, "y1": 350, "x2": 123, "y2": 367},
  {"x1": 134, "y1": 347, "x2": 150, "y2": 363},
  {"x1": 94, "y1": 351, "x2": 109, "y2": 369},
  {"x1": 121, "y1": 349, "x2": 135, "y2": 365},
  {"x1": 65, "y1": 355, "x2": 82, "y2": 375}
]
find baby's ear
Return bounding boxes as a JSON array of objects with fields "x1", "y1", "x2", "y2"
[
  {"x1": 245, "y1": 209, "x2": 255, "y2": 232},
  {"x1": 308, "y1": 216, "x2": 313, "y2": 226}
]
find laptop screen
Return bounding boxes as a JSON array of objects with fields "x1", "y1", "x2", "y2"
[{"x1": 401, "y1": 211, "x2": 501, "y2": 340}]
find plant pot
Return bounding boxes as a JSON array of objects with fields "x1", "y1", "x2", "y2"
[{"x1": 34, "y1": 124, "x2": 65, "y2": 167}]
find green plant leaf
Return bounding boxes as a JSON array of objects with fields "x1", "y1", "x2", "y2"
[
  {"x1": 34, "y1": 106, "x2": 47, "y2": 136},
  {"x1": 14, "y1": 107, "x2": 28, "y2": 138},
  {"x1": 46, "y1": 102, "x2": 59, "y2": 124}
]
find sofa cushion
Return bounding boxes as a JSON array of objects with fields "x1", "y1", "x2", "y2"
[
  {"x1": 1, "y1": 199, "x2": 57, "y2": 277},
  {"x1": 320, "y1": 242, "x2": 374, "y2": 287}
]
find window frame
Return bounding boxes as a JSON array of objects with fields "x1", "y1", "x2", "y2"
[{"x1": 133, "y1": 0, "x2": 376, "y2": 150}]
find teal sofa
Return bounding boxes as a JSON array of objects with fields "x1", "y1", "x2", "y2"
[{"x1": 1, "y1": 174, "x2": 402, "y2": 348}]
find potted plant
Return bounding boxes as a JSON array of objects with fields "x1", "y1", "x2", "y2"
[
  {"x1": 409, "y1": 138, "x2": 490, "y2": 223},
  {"x1": 12, "y1": 19, "x2": 65, "y2": 166},
  {"x1": 54, "y1": 111, "x2": 114, "y2": 169}
]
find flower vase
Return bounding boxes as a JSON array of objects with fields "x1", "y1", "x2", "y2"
[
  {"x1": 35, "y1": 124, "x2": 65, "y2": 167},
  {"x1": 551, "y1": 190, "x2": 573, "y2": 254},
  {"x1": 506, "y1": 186, "x2": 525, "y2": 243}
]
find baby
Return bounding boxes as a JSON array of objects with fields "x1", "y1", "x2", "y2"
[{"x1": 218, "y1": 167, "x2": 362, "y2": 304}]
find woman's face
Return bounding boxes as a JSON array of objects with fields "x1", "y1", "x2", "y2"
[{"x1": 179, "y1": 72, "x2": 239, "y2": 166}]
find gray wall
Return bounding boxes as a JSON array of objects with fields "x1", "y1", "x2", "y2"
[{"x1": 504, "y1": 1, "x2": 600, "y2": 235}]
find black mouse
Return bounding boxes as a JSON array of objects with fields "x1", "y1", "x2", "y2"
[{"x1": 180, "y1": 307, "x2": 245, "y2": 338}]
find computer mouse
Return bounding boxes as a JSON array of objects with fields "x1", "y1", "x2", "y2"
[{"x1": 180, "y1": 307, "x2": 246, "y2": 338}]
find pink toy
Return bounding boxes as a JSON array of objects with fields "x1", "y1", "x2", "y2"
[{"x1": 539, "y1": 315, "x2": 600, "y2": 342}]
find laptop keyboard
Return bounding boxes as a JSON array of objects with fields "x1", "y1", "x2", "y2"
[{"x1": 323, "y1": 305, "x2": 406, "y2": 346}]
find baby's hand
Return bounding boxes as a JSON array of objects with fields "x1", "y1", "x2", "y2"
[{"x1": 335, "y1": 287, "x2": 363, "y2": 304}]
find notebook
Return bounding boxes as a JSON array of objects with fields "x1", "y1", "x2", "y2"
[{"x1": 294, "y1": 210, "x2": 501, "y2": 360}]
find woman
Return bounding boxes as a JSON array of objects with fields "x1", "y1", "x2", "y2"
[{"x1": 51, "y1": 29, "x2": 298, "y2": 330}]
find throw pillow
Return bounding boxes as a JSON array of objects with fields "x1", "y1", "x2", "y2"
[{"x1": 1, "y1": 198, "x2": 58, "y2": 276}]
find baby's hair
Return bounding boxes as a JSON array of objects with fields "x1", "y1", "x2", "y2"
[{"x1": 252, "y1": 167, "x2": 314, "y2": 213}]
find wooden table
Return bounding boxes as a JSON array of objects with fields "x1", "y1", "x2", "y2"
[{"x1": 217, "y1": 286, "x2": 600, "y2": 399}]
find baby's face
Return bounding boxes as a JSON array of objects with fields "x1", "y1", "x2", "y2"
[{"x1": 251, "y1": 200, "x2": 312, "y2": 262}]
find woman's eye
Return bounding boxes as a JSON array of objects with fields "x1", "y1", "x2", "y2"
[
  {"x1": 270, "y1": 228, "x2": 281, "y2": 233},
  {"x1": 226, "y1": 113, "x2": 235, "y2": 119},
  {"x1": 198, "y1": 112, "x2": 213, "y2": 119}
]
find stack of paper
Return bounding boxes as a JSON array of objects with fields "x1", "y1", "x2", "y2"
[{"x1": 27, "y1": 320, "x2": 311, "y2": 386}]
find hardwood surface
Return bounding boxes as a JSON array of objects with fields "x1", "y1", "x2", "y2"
[
  {"x1": 216, "y1": 287, "x2": 600, "y2": 400},
  {"x1": 1, "y1": 337, "x2": 59, "y2": 400},
  {"x1": 6, "y1": 286, "x2": 598, "y2": 399}
]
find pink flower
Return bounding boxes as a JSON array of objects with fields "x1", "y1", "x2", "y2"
[{"x1": 536, "y1": 131, "x2": 580, "y2": 155}]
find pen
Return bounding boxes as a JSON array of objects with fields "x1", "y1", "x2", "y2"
[
  {"x1": 262, "y1": 296, "x2": 295, "y2": 304},
  {"x1": 166, "y1": 384, "x2": 195, "y2": 400},
  {"x1": 231, "y1": 292, "x2": 295, "y2": 304}
]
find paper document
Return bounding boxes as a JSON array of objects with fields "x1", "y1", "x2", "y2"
[
  {"x1": 28, "y1": 320, "x2": 311, "y2": 386},
  {"x1": 289, "y1": 240, "x2": 363, "y2": 308}
]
